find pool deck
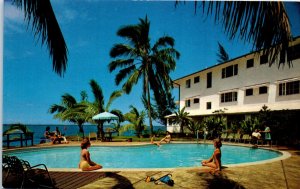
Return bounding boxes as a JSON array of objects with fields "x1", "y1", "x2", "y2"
[{"x1": 3, "y1": 141, "x2": 300, "y2": 189}]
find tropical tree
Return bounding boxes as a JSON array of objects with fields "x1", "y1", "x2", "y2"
[
  {"x1": 4, "y1": 123, "x2": 32, "y2": 136},
  {"x1": 108, "y1": 16, "x2": 180, "y2": 136},
  {"x1": 216, "y1": 42, "x2": 229, "y2": 63},
  {"x1": 12, "y1": 0, "x2": 68, "y2": 76},
  {"x1": 176, "y1": 1, "x2": 294, "y2": 66},
  {"x1": 202, "y1": 116, "x2": 227, "y2": 139},
  {"x1": 86, "y1": 79, "x2": 123, "y2": 140},
  {"x1": 187, "y1": 120, "x2": 203, "y2": 137},
  {"x1": 110, "y1": 109, "x2": 125, "y2": 136},
  {"x1": 173, "y1": 107, "x2": 192, "y2": 134},
  {"x1": 122, "y1": 105, "x2": 147, "y2": 138},
  {"x1": 49, "y1": 92, "x2": 88, "y2": 134}
]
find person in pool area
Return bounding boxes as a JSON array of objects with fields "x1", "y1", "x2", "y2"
[
  {"x1": 201, "y1": 138, "x2": 222, "y2": 173},
  {"x1": 151, "y1": 131, "x2": 171, "y2": 146},
  {"x1": 44, "y1": 126, "x2": 61, "y2": 144},
  {"x1": 79, "y1": 138, "x2": 102, "y2": 171}
]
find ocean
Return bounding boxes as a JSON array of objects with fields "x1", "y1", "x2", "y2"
[{"x1": 2, "y1": 124, "x2": 166, "y2": 146}]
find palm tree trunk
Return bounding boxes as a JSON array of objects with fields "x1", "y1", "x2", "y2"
[
  {"x1": 97, "y1": 121, "x2": 105, "y2": 141},
  {"x1": 145, "y1": 77, "x2": 154, "y2": 137}
]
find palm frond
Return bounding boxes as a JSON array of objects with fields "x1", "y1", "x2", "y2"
[
  {"x1": 115, "y1": 65, "x2": 136, "y2": 86},
  {"x1": 61, "y1": 93, "x2": 77, "y2": 107},
  {"x1": 105, "y1": 90, "x2": 123, "y2": 111},
  {"x1": 89, "y1": 79, "x2": 105, "y2": 111},
  {"x1": 217, "y1": 42, "x2": 229, "y2": 63},
  {"x1": 108, "y1": 59, "x2": 134, "y2": 72},
  {"x1": 200, "y1": 1, "x2": 292, "y2": 66},
  {"x1": 122, "y1": 69, "x2": 141, "y2": 94},
  {"x1": 13, "y1": 0, "x2": 68, "y2": 76},
  {"x1": 109, "y1": 44, "x2": 134, "y2": 58},
  {"x1": 48, "y1": 104, "x2": 66, "y2": 114}
]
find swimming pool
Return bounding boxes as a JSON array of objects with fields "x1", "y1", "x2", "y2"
[{"x1": 3, "y1": 144, "x2": 284, "y2": 169}]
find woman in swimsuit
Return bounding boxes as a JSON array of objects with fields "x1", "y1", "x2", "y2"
[
  {"x1": 79, "y1": 138, "x2": 102, "y2": 171},
  {"x1": 201, "y1": 138, "x2": 222, "y2": 172}
]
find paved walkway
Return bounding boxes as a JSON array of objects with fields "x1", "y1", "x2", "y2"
[
  {"x1": 4, "y1": 141, "x2": 300, "y2": 189},
  {"x1": 78, "y1": 146, "x2": 300, "y2": 189}
]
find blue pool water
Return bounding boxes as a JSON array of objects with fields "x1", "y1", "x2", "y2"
[{"x1": 3, "y1": 144, "x2": 281, "y2": 169}]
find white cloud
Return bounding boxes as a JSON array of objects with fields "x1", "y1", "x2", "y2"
[
  {"x1": 4, "y1": 1, "x2": 25, "y2": 33},
  {"x1": 4, "y1": 2, "x2": 23, "y2": 23}
]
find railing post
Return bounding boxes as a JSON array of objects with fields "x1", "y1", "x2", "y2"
[{"x1": 20, "y1": 133, "x2": 23, "y2": 147}]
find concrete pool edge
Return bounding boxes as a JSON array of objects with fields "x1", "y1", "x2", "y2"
[{"x1": 3, "y1": 142, "x2": 291, "y2": 172}]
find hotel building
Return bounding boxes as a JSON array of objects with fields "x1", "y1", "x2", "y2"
[{"x1": 167, "y1": 37, "x2": 300, "y2": 133}]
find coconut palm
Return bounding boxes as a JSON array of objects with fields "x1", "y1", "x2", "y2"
[
  {"x1": 122, "y1": 105, "x2": 147, "y2": 138},
  {"x1": 87, "y1": 79, "x2": 123, "y2": 140},
  {"x1": 176, "y1": 1, "x2": 293, "y2": 66},
  {"x1": 217, "y1": 42, "x2": 229, "y2": 63},
  {"x1": 109, "y1": 16, "x2": 180, "y2": 136},
  {"x1": 12, "y1": 0, "x2": 68, "y2": 76},
  {"x1": 49, "y1": 93, "x2": 87, "y2": 134},
  {"x1": 173, "y1": 107, "x2": 192, "y2": 134},
  {"x1": 4, "y1": 123, "x2": 32, "y2": 136},
  {"x1": 110, "y1": 109, "x2": 125, "y2": 136}
]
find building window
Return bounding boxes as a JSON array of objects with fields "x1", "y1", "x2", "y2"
[
  {"x1": 259, "y1": 86, "x2": 268, "y2": 94},
  {"x1": 194, "y1": 76, "x2": 200, "y2": 83},
  {"x1": 207, "y1": 72, "x2": 212, "y2": 88},
  {"x1": 220, "y1": 92, "x2": 238, "y2": 103},
  {"x1": 185, "y1": 79, "x2": 191, "y2": 88},
  {"x1": 279, "y1": 80, "x2": 300, "y2": 96},
  {"x1": 185, "y1": 99, "x2": 191, "y2": 107},
  {"x1": 287, "y1": 44, "x2": 300, "y2": 62},
  {"x1": 193, "y1": 98, "x2": 199, "y2": 104},
  {"x1": 260, "y1": 54, "x2": 268, "y2": 64},
  {"x1": 246, "y1": 59, "x2": 254, "y2": 68},
  {"x1": 206, "y1": 102, "x2": 211, "y2": 110},
  {"x1": 245, "y1": 88, "x2": 253, "y2": 96},
  {"x1": 221, "y1": 64, "x2": 238, "y2": 78}
]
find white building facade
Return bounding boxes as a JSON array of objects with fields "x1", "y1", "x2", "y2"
[{"x1": 167, "y1": 37, "x2": 300, "y2": 133}]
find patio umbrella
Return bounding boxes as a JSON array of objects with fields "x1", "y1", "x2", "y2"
[{"x1": 92, "y1": 112, "x2": 119, "y2": 122}]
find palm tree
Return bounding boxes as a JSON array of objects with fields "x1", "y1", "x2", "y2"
[
  {"x1": 216, "y1": 42, "x2": 229, "y2": 63},
  {"x1": 173, "y1": 107, "x2": 192, "y2": 134},
  {"x1": 176, "y1": 1, "x2": 294, "y2": 66},
  {"x1": 109, "y1": 16, "x2": 180, "y2": 136},
  {"x1": 13, "y1": 0, "x2": 68, "y2": 76},
  {"x1": 110, "y1": 109, "x2": 125, "y2": 136},
  {"x1": 49, "y1": 93, "x2": 87, "y2": 134},
  {"x1": 122, "y1": 105, "x2": 147, "y2": 138},
  {"x1": 4, "y1": 123, "x2": 32, "y2": 135},
  {"x1": 87, "y1": 79, "x2": 123, "y2": 140}
]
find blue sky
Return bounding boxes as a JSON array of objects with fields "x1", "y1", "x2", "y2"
[{"x1": 3, "y1": 1, "x2": 300, "y2": 125}]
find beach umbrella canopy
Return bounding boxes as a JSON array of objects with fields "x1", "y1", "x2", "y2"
[{"x1": 92, "y1": 112, "x2": 119, "y2": 121}]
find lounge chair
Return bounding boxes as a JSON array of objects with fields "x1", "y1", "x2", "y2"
[
  {"x1": 234, "y1": 133, "x2": 241, "y2": 143},
  {"x1": 220, "y1": 133, "x2": 227, "y2": 141},
  {"x1": 2, "y1": 155, "x2": 54, "y2": 188},
  {"x1": 89, "y1": 132, "x2": 98, "y2": 142},
  {"x1": 241, "y1": 134, "x2": 251, "y2": 143},
  {"x1": 226, "y1": 133, "x2": 235, "y2": 142}
]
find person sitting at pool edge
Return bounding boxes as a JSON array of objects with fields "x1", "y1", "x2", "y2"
[
  {"x1": 160, "y1": 131, "x2": 171, "y2": 144},
  {"x1": 151, "y1": 131, "x2": 171, "y2": 146},
  {"x1": 79, "y1": 138, "x2": 102, "y2": 171},
  {"x1": 44, "y1": 126, "x2": 61, "y2": 144},
  {"x1": 201, "y1": 138, "x2": 222, "y2": 173}
]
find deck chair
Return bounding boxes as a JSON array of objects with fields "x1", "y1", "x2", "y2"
[
  {"x1": 89, "y1": 132, "x2": 98, "y2": 142},
  {"x1": 2, "y1": 155, "x2": 54, "y2": 188},
  {"x1": 226, "y1": 133, "x2": 235, "y2": 142},
  {"x1": 234, "y1": 133, "x2": 241, "y2": 143},
  {"x1": 242, "y1": 134, "x2": 251, "y2": 143},
  {"x1": 220, "y1": 133, "x2": 227, "y2": 141}
]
